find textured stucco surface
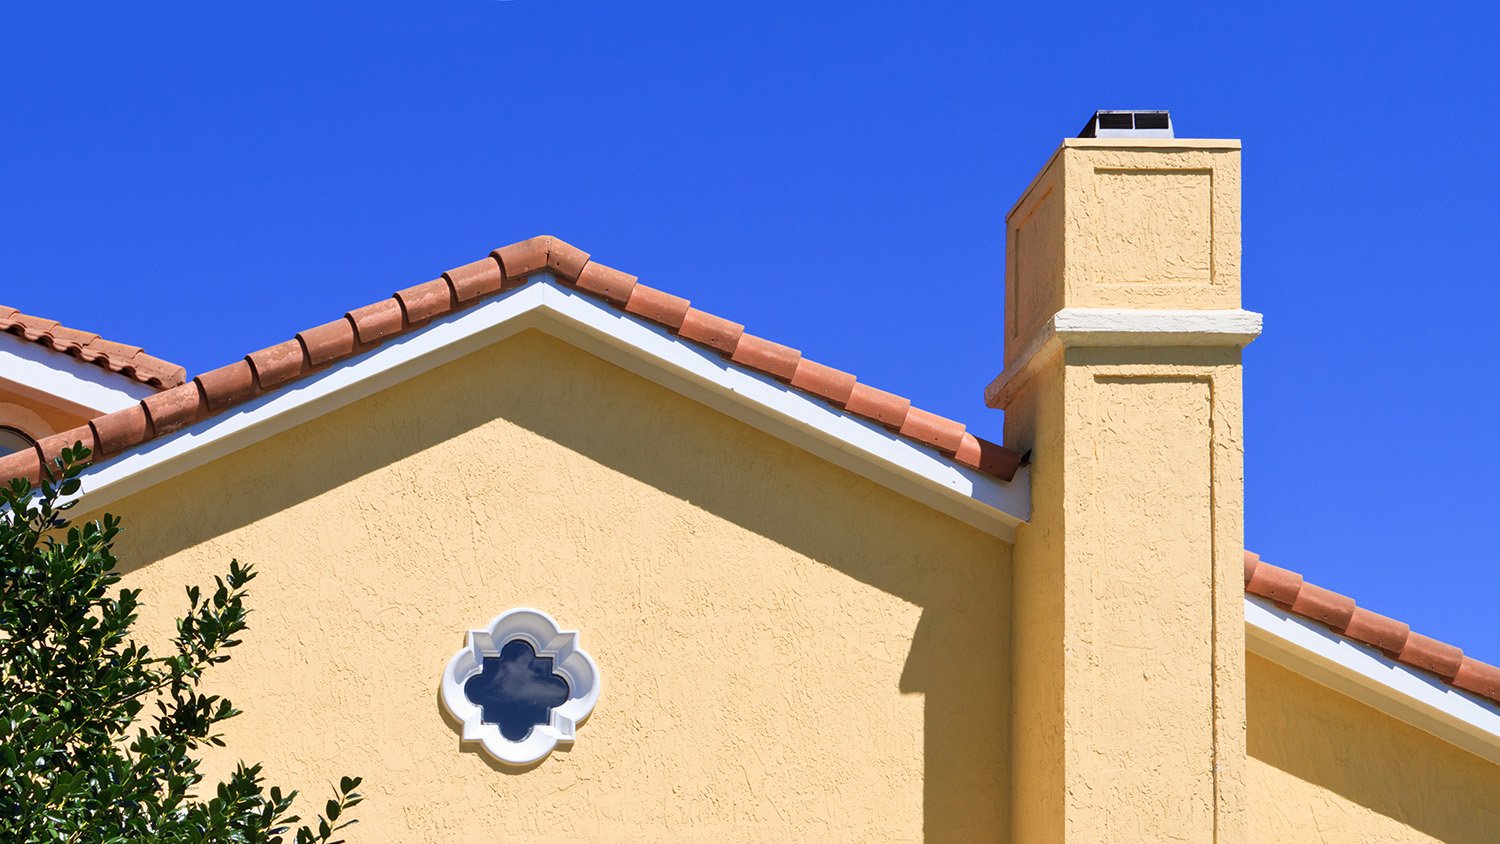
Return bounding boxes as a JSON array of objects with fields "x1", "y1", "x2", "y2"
[
  {"x1": 1005, "y1": 140, "x2": 1241, "y2": 355},
  {"x1": 1003, "y1": 139, "x2": 1248, "y2": 843},
  {"x1": 1247, "y1": 653, "x2": 1500, "y2": 842},
  {"x1": 95, "y1": 330, "x2": 1012, "y2": 842},
  {"x1": 1009, "y1": 348, "x2": 1247, "y2": 842}
]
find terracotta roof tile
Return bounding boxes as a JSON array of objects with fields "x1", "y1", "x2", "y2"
[
  {"x1": 297, "y1": 318, "x2": 358, "y2": 368},
  {"x1": 246, "y1": 339, "x2": 308, "y2": 390},
  {"x1": 791, "y1": 359, "x2": 857, "y2": 407},
  {"x1": 140, "y1": 383, "x2": 206, "y2": 437},
  {"x1": 195, "y1": 360, "x2": 258, "y2": 411},
  {"x1": 574, "y1": 262, "x2": 639, "y2": 306},
  {"x1": 444, "y1": 257, "x2": 505, "y2": 303},
  {"x1": 678, "y1": 309, "x2": 744, "y2": 356},
  {"x1": 0, "y1": 446, "x2": 42, "y2": 486},
  {"x1": 89, "y1": 405, "x2": 151, "y2": 458},
  {"x1": 730, "y1": 335, "x2": 801, "y2": 382},
  {"x1": 623, "y1": 284, "x2": 691, "y2": 330},
  {"x1": 0, "y1": 303, "x2": 185, "y2": 389},
  {"x1": 1, "y1": 237, "x2": 1023, "y2": 498},
  {"x1": 899, "y1": 407, "x2": 967, "y2": 454},
  {"x1": 845, "y1": 383, "x2": 911, "y2": 430},
  {"x1": 395, "y1": 279, "x2": 455, "y2": 325},
  {"x1": 1245, "y1": 550, "x2": 1500, "y2": 706},
  {"x1": 347, "y1": 299, "x2": 405, "y2": 345}
]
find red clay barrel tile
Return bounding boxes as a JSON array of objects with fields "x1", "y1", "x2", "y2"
[
  {"x1": 1287, "y1": 582, "x2": 1357, "y2": 630},
  {"x1": 90, "y1": 405, "x2": 152, "y2": 457},
  {"x1": 297, "y1": 318, "x2": 358, "y2": 367},
  {"x1": 1398, "y1": 633, "x2": 1464, "y2": 681},
  {"x1": 845, "y1": 383, "x2": 911, "y2": 429},
  {"x1": 247, "y1": 339, "x2": 308, "y2": 390},
  {"x1": 493, "y1": 236, "x2": 553, "y2": 279},
  {"x1": 1453, "y1": 659, "x2": 1500, "y2": 701},
  {"x1": 790, "y1": 359, "x2": 857, "y2": 407},
  {"x1": 574, "y1": 262, "x2": 639, "y2": 306},
  {"x1": 623, "y1": 285, "x2": 691, "y2": 330},
  {"x1": 0, "y1": 446, "x2": 42, "y2": 486},
  {"x1": 1342, "y1": 608, "x2": 1411, "y2": 655},
  {"x1": 731, "y1": 335, "x2": 801, "y2": 382},
  {"x1": 36, "y1": 425, "x2": 97, "y2": 469},
  {"x1": 678, "y1": 309, "x2": 744, "y2": 356},
  {"x1": 395, "y1": 279, "x2": 455, "y2": 325},
  {"x1": 141, "y1": 383, "x2": 206, "y2": 436},
  {"x1": 347, "y1": 299, "x2": 405, "y2": 345},
  {"x1": 898, "y1": 407, "x2": 966, "y2": 454},
  {"x1": 1245, "y1": 560, "x2": 1304, "y2": 607},
  {"x1": 196, "y1": 360, "x2": 259, "y2": 411},
  {"x1": 444, "y1": 257, "x2": 505, "y2": 303},
  {"x1": 546, "y1": 238, "x2": 591, "y2": 282}
]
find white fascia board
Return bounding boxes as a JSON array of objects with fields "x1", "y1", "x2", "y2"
[
  {"x1": 1246, "y1": 595, "x2": 1500, "y2": 766},
  {"x1": 0, "y1": 334, "x2": 158, "y2": 414},
  {"x1": 63, "y1": 278, "x2": 1027, "y2": 539}
]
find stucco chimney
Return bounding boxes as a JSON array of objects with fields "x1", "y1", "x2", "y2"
[{"x1": 989, "y1": 122, "x2": 1260, "y2": 842}]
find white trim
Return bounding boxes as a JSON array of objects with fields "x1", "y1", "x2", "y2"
[
  {"x1": 60, "y1": 277, "x2": 1028, "y2": 538},
  {"x1": 984, "y1": 307, "x2": 1263, "y2": 408},
  {"x1": 0, "y1": 333, "x2": 158, "y2": 414},
  {"x1": 441, "y1": 608, "x2": 601, "y2": 766},
  {"x1": 1245, "y1": 595, "x2": 1500, "y2": 765}
]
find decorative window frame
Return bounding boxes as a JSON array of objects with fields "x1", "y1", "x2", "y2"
[{"x1": 440, "y1": 608, "x2": 601, "y2": 766}]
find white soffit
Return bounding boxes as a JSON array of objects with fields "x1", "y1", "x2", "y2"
[
  {"x1": 64, "y1": 277, "x2": 1029, "y2": 539},
  {"x1": 1246, "y1": 595, "x2": 1500, "y2": 766},
  {"x1": 0, "y1": 332, "x2": 157, "y2": 414}
]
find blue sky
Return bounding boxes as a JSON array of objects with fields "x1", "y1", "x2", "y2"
[{"x1": 4, "y1": 4, "x2": 1498, "y2": 660}]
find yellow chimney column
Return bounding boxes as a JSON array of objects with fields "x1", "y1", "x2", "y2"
[{"x1": 988, "y1": 136, "x2": 1260, "y2": 842}]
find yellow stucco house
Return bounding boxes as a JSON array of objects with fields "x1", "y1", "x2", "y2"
[{"x1": 3, "y1": 117, "x2": 1499, "y2": 841}]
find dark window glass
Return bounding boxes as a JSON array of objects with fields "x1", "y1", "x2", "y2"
[
  {"x1": 463, "y1": 639, "x2": 570, "y2": 741},
  {"x1": 0, "y1": 427, "x2": 35, "y2": 457}
]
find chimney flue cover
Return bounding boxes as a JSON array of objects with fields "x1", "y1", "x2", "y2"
[{"x1": 1078, "y1": 110, "x2": 1174, "y2": 139}]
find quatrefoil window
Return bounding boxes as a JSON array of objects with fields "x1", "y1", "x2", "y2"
[
  {"x1": 463, "y1": 639, "x2": 570, "y2": 742},
  {"x1": 441, "y1": 608, "x2": 600, "y2": 766}
]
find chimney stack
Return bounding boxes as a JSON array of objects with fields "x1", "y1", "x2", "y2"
[{"x1": 992, "y1": 116, "x2": 1260, "y2": 842}]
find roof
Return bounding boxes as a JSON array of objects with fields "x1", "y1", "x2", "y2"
[
  {"x1": 0, "y1": 304, "x2": 185, "y2": 389},
  {"x1": 1245, "y1": 550, "x2": 1500, "y2": 705},
  {"x1": 0, "y1": 236, "x2": 1022, "y2": 489}
]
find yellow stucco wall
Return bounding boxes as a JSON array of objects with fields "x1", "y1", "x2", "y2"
[
  {"x1": 1003, "y1": 139, "x2": 1248, "y2": 842},
  {"x1": 93, "y1": 329, "x2": 1012, "y2": 842},
  {"x1": 1247, "y1": 652, "x2": 1500, "y2": 843}
]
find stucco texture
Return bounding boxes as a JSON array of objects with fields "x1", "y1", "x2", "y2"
[
  {"x1": 95, "y1": 329, "x2": 1012, "y2": 842},
  {"x1": 1247, "y1": 652, "x2": 1500, "y2": 843}
]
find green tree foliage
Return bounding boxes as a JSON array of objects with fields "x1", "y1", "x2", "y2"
[{"x1": 0, "y1": 444, "x2": 362, "y2": 842}]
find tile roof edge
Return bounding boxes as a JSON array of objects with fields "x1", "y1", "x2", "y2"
[
  {"x1": 0, "y1": 304, "x2": 186, "y2": 389},
  {"x1": 0, "y1": 236, "x2": 1021, "y2": 489},
  {"x1": 1244, "y1": 550, "x2": 1500, "y2": 706}
]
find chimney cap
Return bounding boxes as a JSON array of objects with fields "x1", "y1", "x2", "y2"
[{"x1": 1078, "y1": 110, "x2": 1174, "y2": 139}]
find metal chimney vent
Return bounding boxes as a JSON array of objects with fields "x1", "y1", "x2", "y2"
[{"x1": 1078, "y1": 110, "x2": 1174, "y2": 139}]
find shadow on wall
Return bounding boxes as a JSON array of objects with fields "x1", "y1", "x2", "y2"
[
  {"x1": 1247, "y1": 653, "x2": 1500, "y2": 842},
  {"x1": 105, "y1": 329, "x2": 1011, "y2": 841}
]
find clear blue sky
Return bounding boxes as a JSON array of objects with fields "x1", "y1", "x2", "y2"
[{"x1": 4, "y1": 4, "x2": 1497, "y2": 660}]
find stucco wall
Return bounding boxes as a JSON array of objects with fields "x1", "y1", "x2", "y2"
[
  {"x1": 1247, "y1": 652, "x2": 1500, "y2": 842},
  {"x1": 94, "y1": 329, "x2": 1012, "y2": 842}
]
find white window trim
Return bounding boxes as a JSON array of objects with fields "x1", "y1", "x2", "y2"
[{"x1": 441, "y1": 608, "x2": 601, "y2": 766}]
